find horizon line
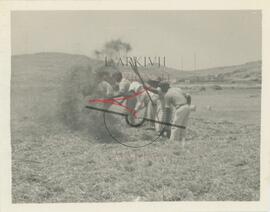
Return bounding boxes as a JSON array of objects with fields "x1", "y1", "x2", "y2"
[{"x1": 11, "y1": 51, "x2": 262, "y2": 72}]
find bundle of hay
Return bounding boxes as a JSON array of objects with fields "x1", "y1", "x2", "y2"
[{"x1": 58, "y1": 64, "x2": 122, "y2": 142}]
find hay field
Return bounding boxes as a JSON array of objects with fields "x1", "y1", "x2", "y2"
[{"x1": 11, "y1": 53, "x2": 261, "y2": 202}]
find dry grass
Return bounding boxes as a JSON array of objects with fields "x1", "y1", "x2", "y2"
[
  {"x1": 11, "y1": 86, "x2": 260, "y2": 202},
  {"x1": 11, "y1": 53, "x2": 261, "y2": 202}
]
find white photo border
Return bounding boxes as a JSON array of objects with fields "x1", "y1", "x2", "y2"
[{"x1": 0, "y1": 1, "x2": 269, "y2": 212}]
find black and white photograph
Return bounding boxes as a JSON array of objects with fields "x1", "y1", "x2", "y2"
[{"x1": 0, "y1": 5, "x2": 267, "y2": 208}]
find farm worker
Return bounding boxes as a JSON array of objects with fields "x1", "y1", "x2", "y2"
[
  {"x1": 112, "y1": 71, "x2": 131, "y2": 96},
  {"x1": 161, "y1": 83, "x2": 192, "y2": 142},
  {"x1": 110, "y1": 71, "x2": 131, "y2": 113},
  {"x1": 94, "y1": 69, "x2": 114, "y2": 110},
  {"x1": 123, "y1": 81, "x2": 143, "y2": 123},
  {"x1": 143, "y1": 79, "x2": 166, "y2": 133},
  {"x1": 149, "y1": 78, "x2": 166, "y2": 133},
  {"x1": 96, "y1": 70, "x2": 114, "y2": 98},
  {"x1": 136, "y1": 79, "x2": 162, "y2": 130},
  {"x1": 134, "y1": 86, "x2": 159, "y2": 130}
]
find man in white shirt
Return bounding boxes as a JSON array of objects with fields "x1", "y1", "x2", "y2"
[{"x1": 160, "y1": 82, "x2": 192, "y2": 142}]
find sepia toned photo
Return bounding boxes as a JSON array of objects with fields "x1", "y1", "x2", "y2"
[{"x1": 9, "y1": 10, "x2": 262, "y2": 203}]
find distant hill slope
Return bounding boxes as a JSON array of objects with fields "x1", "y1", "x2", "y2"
[
  {"x1": 11, "y1": 52, "x2": 261, "y2": 86},
  {"x1": 175, "y1": 61, "x2": 261, "y2": 83},
  {"x1": 135, "y1": 61, "x2": 261, "y2": 83},
  {"x1": 11, "y1": 52, "x2": 101, "y2": 87}
]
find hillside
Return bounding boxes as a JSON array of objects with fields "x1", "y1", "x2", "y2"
[
  {"x1": 11, "y1": 52, "x2": 100, "y2": 87},
  {"x1": 11, "y1": 52, "x2": 261, "y2": 86},
  {"x1": 175, "y1": 61, "x2": 261, "y2": 83},
  {"x1": 124, "y1": 61, "x2": 261, "y2": 83}
]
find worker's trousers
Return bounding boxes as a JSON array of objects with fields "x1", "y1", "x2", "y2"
[{"x1": 170, "y1": 104, "x2": 190, "y2": 142}]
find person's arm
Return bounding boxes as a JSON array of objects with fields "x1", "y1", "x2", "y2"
[
  {"x1": 110, "y1": 86, "x2": 131, "y2": 100},
  {"x1": 144, "y1": 85, "x2": 160, "y2": 95}
]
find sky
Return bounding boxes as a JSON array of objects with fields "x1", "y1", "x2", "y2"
[{"x1": 11, "y1": 10, "x2": 261, "y2": 70}]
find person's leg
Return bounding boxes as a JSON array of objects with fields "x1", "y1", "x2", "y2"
[
  {"x1": 126, "y1": 97, "x2": 137, "y2": 124},
  {"x1": 178, "y1": 105, "x2": 190, "y2": 141},
  {"x1": 170, "y1": 105, "x2": 190, "y2": 142},
  {"x1": 170, "y1": 109, "x2": 181, "y2": 141},
  {"x1": 155, "y1": 101, "x2": 163, "y2": 132},
  {"x1": 146, "y1": 102, "x2": 155, "y2": 129}
]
